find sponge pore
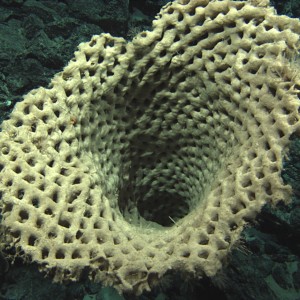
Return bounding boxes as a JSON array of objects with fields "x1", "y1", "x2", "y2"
[{"x1": 1, "y1": 0, "x2": 300, "y2": 295}]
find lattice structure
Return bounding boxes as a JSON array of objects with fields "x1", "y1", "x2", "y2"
[{"x1": 0, "y1": 0, "x2": 300, "y2": 295}]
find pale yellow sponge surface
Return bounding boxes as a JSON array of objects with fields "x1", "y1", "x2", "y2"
[{"x1": 1, "y1": 0, "x2": 300, "y2": 295}]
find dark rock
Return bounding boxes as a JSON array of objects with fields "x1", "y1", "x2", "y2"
[
  {"x1": 130, "y1": 0, "x2": 170, "y2": 17},
  {"x1": 272, "y1": 264, "x2": 293, "y2": 289},
  {"x1": 66, "y1": 0, "x2": 130, "y2": 36},
  {"x1": 290, "y1": 207, "x2": 300, "y2": 231},
  {"x1": 292, "y1": 263, "x2": 300, "y2": 290}
]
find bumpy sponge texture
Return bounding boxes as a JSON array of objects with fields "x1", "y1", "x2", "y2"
[{"x1": 1, "y1": 0, "x2": 300, "y2": 295}]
